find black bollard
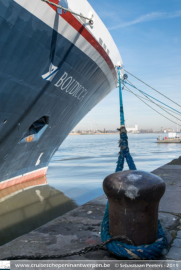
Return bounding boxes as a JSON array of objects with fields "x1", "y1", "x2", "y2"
[{"x1": 103, "y1": 170, "x2": 165, "y2": 246}]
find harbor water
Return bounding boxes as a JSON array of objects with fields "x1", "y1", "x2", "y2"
[
  {"x1": 0, "y1": 133, "x2": 180, "y2": 245},
  {"x1": 47, "y1": 133, "x2": 181, "y2": 205}
]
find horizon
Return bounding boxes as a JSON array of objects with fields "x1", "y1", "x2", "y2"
[{"x1": 72, "y1": 125, "x2": 181, "y2": 133}]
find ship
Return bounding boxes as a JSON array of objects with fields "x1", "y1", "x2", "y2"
[
  {"x1": 157, "y1": 133, "x2": 181, "y2": 143},
  {"x1": 0, "y1": 0, "x2": 123, "y2": 189}
]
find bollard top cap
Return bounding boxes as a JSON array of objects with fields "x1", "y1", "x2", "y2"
[{"x1": 103, "y1": 170, "x2": 165, "y2": 202}]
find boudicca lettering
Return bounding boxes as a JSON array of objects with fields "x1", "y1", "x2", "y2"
[{"x1": 54, "y1": 72, "x2": 88, "y2": 101}]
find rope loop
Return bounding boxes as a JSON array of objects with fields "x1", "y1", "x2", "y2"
[{"x1": 101, "y1": 203, "x2": 168, "y2": 260}]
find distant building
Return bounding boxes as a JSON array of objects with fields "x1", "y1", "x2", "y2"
[
  {"x1": 161, "y1": 127, "x2": 173, "y2": 133},
  {"x1": 106, "y1": 130, "x2": 119, "y2": 133},
  {"x1": 126, "y1": 125, "x2": 139, "y2": 133},
  {"x1": 139, "y1": 129, "x2": 153, "y2": 133}
]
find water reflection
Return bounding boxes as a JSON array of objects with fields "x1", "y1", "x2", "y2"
[{"x1": 0, "y1": 176, "x2": 77, "y2": 246}]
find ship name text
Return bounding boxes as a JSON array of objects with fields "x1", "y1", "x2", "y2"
[{"x1": 55, "y1": 72, "x2": 88, "y2": 101}]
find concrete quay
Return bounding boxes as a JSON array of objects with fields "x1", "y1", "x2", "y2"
[{"x1": 0, "y1": 159, "x2": 181, "y2": 260}]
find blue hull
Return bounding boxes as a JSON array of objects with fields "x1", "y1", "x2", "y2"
[{"x1": 0, "y1": 0, "x2": 114, "y2": 182}]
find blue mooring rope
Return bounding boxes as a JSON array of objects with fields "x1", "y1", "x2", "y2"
[
  {"x1": 122, "y1": 79, "x2": 181, "y2": 116},
  {"x1": 101, "y1": 203, "x2": 168, "y2": 260},
  {"x1": 116, "y1": 67, "x2": 136, "y2": 172},
  {"x1": 115, "y1": 129, "x2": 136, "y2": 172},
  {"x1": 101, "y1": 67, "x2": 168, "y2": 259},
  {"x1": 118, "y1": 67, "x2": 125, "y2": 126}
]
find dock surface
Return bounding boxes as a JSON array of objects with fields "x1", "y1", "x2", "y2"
[{"x1": 0, "y1": 159, "x2": 181, "y2": 260}]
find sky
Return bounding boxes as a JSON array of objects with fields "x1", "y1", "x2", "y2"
[{"x1": 75, "y1": 0, "x2": 181, "y2": 131}]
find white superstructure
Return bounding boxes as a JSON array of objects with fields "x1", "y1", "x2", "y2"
[{"x1": 68, "y1": 0, "x2": 123, "y2": 66}]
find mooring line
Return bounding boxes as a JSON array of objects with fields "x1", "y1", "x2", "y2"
[
  {"x1": 124, "y1": 84, "x2": 181, "y2": 127},
  {"x1": 124, "y1": 68, "x2": 181, "y2": 109}
]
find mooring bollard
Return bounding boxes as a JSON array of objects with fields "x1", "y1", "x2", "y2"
[{"x1": 103, "y1": 170, "x2": 165, "y2": 246}]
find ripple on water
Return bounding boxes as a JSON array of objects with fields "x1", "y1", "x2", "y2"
[{"x1": 47, "y1": 133, "x2": 181, "y2": 205}]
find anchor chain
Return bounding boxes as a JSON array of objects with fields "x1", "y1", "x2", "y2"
[{"x1": 3, "y1": 235, "x2": 133, "y2": 260}]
